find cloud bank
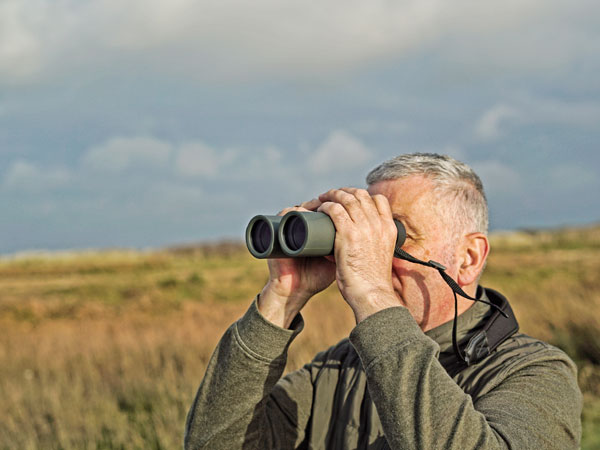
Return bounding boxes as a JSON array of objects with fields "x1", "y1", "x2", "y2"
[
  {"x1": 2, "y1": 0, "x2": 599, "y2": 85},
  {"x1": 1, "y1": 1, "x2": 598, "y2": 253}
]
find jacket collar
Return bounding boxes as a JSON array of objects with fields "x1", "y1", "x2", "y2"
[{"x1": 424, "y1": 286, "x2": 493, "y2": 360}]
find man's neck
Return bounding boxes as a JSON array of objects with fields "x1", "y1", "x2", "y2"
[{"x1": 420, "y1": 284, "x2": 478, "y2": 332}]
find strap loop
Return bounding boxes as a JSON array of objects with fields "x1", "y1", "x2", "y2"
[{"x1": 393, "y1": 247, "x2": 508, "y2": 365}]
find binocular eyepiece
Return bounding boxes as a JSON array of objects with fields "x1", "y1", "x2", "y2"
[{"x1": 246, "y1": 211, "x2": 406, "y2": 259}]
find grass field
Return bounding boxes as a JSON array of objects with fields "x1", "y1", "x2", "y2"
[{"x1": 1, "y1": 227, "x2": 599, "y2": 449}]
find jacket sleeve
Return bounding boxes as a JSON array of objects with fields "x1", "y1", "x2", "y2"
[
  {"x1": 349, "y1": 306, "x2": 582, "y2": 450},
  {"x1": 184, "y1": 297, "x2": 314, "y2": 450}
]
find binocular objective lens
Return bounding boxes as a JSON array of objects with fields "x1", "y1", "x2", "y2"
[
  {"x1": 284, "y1": 216, "x2": 307, "y2": 251},
  {"x1": 251, "y1": 220, "x2": 272, "y2": 253}
]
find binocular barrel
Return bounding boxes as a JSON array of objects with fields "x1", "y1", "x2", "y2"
[{"x1": 246, "y1": 211, "x2": 406, "y2": 259}]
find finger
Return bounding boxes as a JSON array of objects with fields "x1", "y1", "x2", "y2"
[
  {"x1": 371, "y1": 194, "x2": 393, "y2": 218},
  {"x1": 299, "y1": 198, "x2": 322, "y2": 211},
  {"x1": 277, "y1": 207, "x2": 294, "y2": 216},
  {"x1": 371, "y1": 194, "x2": 400, "y2": 244},
  {"x1": 317, "y1": 201, "x2": 353, "y2": 234},
  {"x1": 278, "y1": 205, "x2": 312, "y2": 216},
  {"x1": 318, "y1": 189, "x2": 366, "y2": 223},
  {"x1": 338, "y1": 187, "x2": 380, "y2": 221}
]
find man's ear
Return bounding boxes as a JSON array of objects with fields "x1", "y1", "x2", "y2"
[{"x1": 457, "y1": 233, "x2": 489, "y2": 288}]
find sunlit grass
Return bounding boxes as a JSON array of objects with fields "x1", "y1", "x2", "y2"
[{"x1": 0, "y1": 226, "x2": 599, "y2": 449}]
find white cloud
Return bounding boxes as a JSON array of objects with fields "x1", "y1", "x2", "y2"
[
  {"x1": 475, "y1": 104, "x2": 520, "y2": 141},
  {"x1": 353, "y1": 119, "x2": 410, "y2": 136},
  {"x1": 435, "y1": 1, "x2": 600, "y2": 76},
  {"x1": 2, "y1": 160, "x2": 71, "y2": 191},
  {"x1": 475, "y1": 96, "x2": 600, "y2": 141},
  {"x1": 521, "y1": 97, "x2": 600, "y2": 128},
  {"x1": 82, "y1": 136, "x2": 243, "y2": 178},
  {"x1": 471, "y1": 160, "x2": 521, "y2": 194},
  {"x1": 143, "y1": 183, "x2": 204, "y2": 215},
  {"x1": 174, "y1": 142, "x2": 237, "y2": 177},
  {"x1": 79, "y1": 135, "x2": 281, "y2": 181},
  {"x1": 220, "y1": 146, "x2": 309, "y2": 197},
  {"x1": 1, "y1": 0, "x2": 598, "y2": 85},
  {"x1": 0, "y1": 0, "x2": 44, "y2": 81},
  {"x1": 263, "y1": 146, "x2": 282, "y2": 163},
  {"x1": 308, "y1": 130, "x2": 373, "y2": 174},
  {"x1": 82, "y1": 136, "x2": 172, "y2": 172}
]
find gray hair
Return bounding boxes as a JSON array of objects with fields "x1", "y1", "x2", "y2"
[{"x1": 366, "y1": 153, "x2": 488, "y2": 235}]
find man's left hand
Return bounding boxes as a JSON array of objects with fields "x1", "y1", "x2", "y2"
[{"x1": 317, "y1": 188, "x2": 403, "y2": 323}]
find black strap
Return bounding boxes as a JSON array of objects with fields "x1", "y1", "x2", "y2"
[
  {"x1": 393, "y1": 246, "x2": 517, "y2": 365},
  {"x1": 393, "y1": 247, "x2": 507, "y2": 316},
  {"x1": 463, "y1": 288, "x2": 519, "y2": 365}
]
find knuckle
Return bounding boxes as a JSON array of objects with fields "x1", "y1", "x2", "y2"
[
  {"x1": 387, "y1": 221, "x2": 398, "y2": 235},
  {"x1": 338, "y1": 191, "x2": 358, "y2": 205},
  {"x1": 386, "y1": 223, "x2": 399, "y2": 241},
  {"x1": 345, "y1": 232, "x2": 359, "y2": 245},
  {"x1": 318, "y1": 201, "x2": 333, "y2": 214},
  {"x1": 355, "y1": 189, "x2": 370, "y2": 199},
  {"x1": 329, "y1": 202, "x2": 346, "y2": 214},
  {"x1": 346, "y1": 196, "x2": 360, "y2": 207}
]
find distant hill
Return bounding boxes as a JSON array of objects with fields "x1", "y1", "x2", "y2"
[
  {"x1": 489, "y1": 223, "x2": 600, "y2": 251},
  {"x1": 3, "y1": 223, "x2": 599, "y2": 260},
  {"x1": 164, "y1": 222, "x2": 600, "y2": 255}
]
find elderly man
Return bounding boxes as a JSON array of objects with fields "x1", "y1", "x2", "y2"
[{"x1": 185, "y1": 153, "x2": 581, "y2": 449}]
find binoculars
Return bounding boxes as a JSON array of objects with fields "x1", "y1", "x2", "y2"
[{"x1": 246, "y1": 211, "x2": 406, "y2": 259}]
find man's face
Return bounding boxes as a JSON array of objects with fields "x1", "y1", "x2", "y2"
[{"x1": 368, "y1": 175, "x2": 459, "y2": 330}]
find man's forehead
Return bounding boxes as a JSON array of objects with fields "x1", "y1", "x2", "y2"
[
  {"x1": 368, "y1": 176, "x2": 440, "y2": 234},
  {"x1": 367, "y1": 175, "x2": 436, "y2": 204}
]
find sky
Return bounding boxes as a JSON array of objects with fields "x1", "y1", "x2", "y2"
[{"x1": 1, "y1": 0, "x2": 599, "y2": 254}]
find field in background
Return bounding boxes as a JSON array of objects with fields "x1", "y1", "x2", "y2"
[{"x1": 1, "y1": 226, "x2": 599, "y2": 449}]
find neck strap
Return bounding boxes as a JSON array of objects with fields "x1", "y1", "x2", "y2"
[{"x1": 393, "y1": 245, "x2": 509, "y2": 365}]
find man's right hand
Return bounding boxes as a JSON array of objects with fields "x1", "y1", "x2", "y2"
[{"x1": 257, "y1": 199, "x2": 336, "y2": 328}]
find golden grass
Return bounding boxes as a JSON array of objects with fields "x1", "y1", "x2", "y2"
[{"x1": 0, "y1": 225, "x2": 599, "y2": 449}]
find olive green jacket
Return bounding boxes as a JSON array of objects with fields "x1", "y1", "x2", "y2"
[{"x1": 185, "y1": 287, "x2": 582, "y2": 449}]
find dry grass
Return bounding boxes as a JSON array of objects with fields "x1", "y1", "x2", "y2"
[{"x1": 0, "y1": 225, "x2": 599, "y2": 449}]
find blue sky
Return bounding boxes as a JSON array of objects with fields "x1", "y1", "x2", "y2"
[{"x1": 1, "y1": 0, "x2": 599, "y2": 254}]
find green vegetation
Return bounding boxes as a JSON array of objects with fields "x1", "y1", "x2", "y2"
[{"x1": 0, "y1": 226, "x2": 599, "y2": 449}]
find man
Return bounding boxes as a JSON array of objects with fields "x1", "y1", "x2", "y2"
[{"x1": 185, "y1": 153, "x2": 582, "y2": 449}]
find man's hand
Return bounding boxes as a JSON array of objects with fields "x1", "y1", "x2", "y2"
[
  {"x1": 258, "y1": 199, "x2": 336, "y2": 328},
  {"x1": 317, "y1": 188, "x2": 402, "y2": 323}
]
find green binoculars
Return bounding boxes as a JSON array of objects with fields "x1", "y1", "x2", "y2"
[{"x1": 246, "y1": 211, "x2": 406, "y2": 259}]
